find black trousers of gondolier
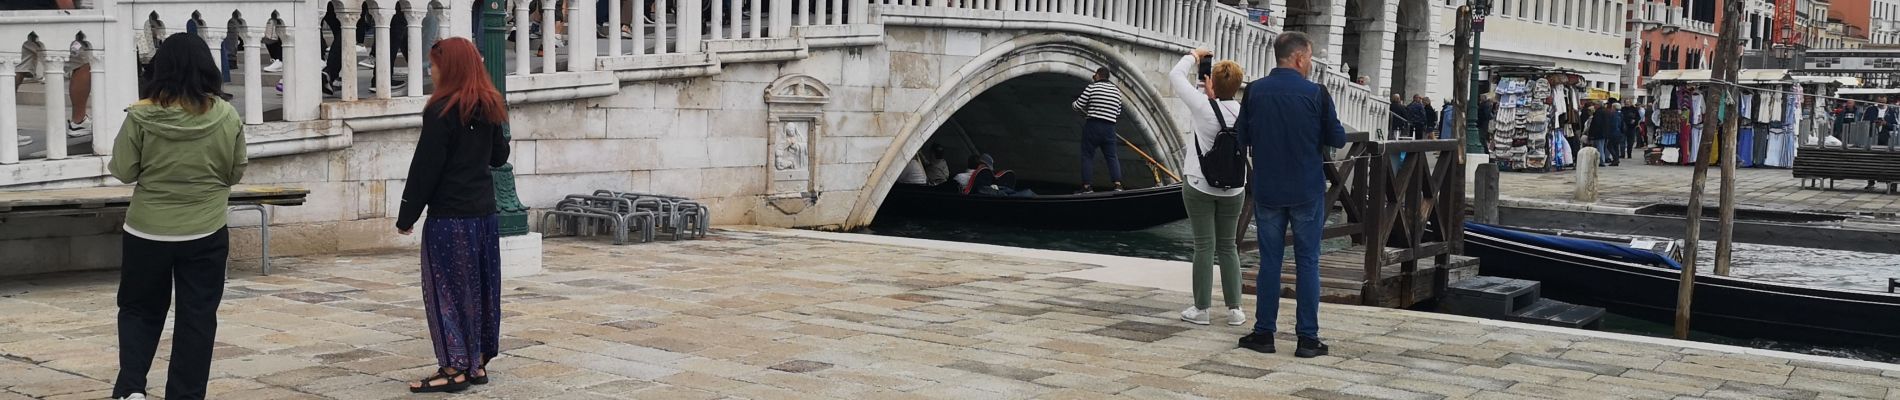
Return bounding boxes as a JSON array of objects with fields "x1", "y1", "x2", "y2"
[{"x1": 113, "y1": 228, "x2": 229, "y2": 400}]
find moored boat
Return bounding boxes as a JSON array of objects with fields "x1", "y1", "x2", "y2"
[
  {"x1": 878, "y1": 183, "x2": 1187, "y2": 231},
  {"x1": 1460, "y1": 222, "x2": 1900, "y2": 353}
]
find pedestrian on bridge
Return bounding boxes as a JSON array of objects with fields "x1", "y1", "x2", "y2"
[
  {"x1": 1234, "y1": 31, "x2": 1345, "y2": 359},
  {"x1": 1072, "y1": 67, "x2": 1125, "y2": 193}
]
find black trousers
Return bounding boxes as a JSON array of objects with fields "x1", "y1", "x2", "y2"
[
  {"x1": 113, "y1": 228, "x2": 229, "y2": 400},
  {"x1": 324, "y1": 4, "x2": 407, "y2": 82}
]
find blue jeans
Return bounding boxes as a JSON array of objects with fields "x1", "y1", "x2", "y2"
[
  {"x1": 1079, "y1": 119, "x2": 1122, "y2": 185},
  {"x1": 1253, "y1": 199, "x2": 1324, "y2": 339},
  {"x1": 1592, "y1": 138, "x2": 1608, "y2": 166}
]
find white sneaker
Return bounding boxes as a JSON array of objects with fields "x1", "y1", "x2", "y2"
[
  {"x1": 1227, "y1": 308, "x2": 1247, "y2": 326},
  {"x1": 67, "y1": 117, "x2": 92, "y2": 138},
  {"x1": 358, "y1": 60, "x2": 376, "y2": 69},
  {"x1": 262, "y1": 59, "x2": 284, "y2": 73},
  {"x1": 1180, "y1": 306, "x2": 1210, "y2": 325},
  {"x1": 118, "y1": 394, "x2": 147, "y2": 400}
]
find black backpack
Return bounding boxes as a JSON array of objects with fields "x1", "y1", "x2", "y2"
[{"x1": 1199, "y1": 99, "x2": 1248, "y2": 189}]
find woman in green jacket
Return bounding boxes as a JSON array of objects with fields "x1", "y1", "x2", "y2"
[{"x1": 105, "y1": 33, "x2": 246, "y2": 400}]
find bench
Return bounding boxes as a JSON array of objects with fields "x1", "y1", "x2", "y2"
[
  {"x1": 1792, "y1": 147, "x2": 1900, "y2": 193},
  {"x1": 1793, "y1": 122, "x2": 1900, "y2": 193},
  {"x1": 0, "y1": 185, "x2": 310, "y2": 275}
]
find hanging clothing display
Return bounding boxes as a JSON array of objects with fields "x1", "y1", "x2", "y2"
[{"x1": 1766, "y1": 88, "x2": 1799, "y2": 167}]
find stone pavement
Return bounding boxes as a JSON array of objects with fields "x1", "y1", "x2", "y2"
[
  {"x1": 4, "y1": 230, "x2": 1900, "y2": 400},
  {"x1": 1497, "y1": 163, "x2": 1900, "y2": 218}
]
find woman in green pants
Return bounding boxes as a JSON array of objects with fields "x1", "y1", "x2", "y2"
[{"x1": 1170, "y1": 49, "x2": 1248, "y2": 326}]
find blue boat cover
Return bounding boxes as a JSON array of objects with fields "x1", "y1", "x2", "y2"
[{"x1": 1466, "y1": 223, "x2": 1683, "y2": 270}]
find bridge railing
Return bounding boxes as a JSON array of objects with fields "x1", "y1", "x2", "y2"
[
  {"x1": 0, "y1": 8, "x2": 115, "y2": 164},
  {"x1": 872, "y1": 0, "x2": 1386, "y2": 134}
]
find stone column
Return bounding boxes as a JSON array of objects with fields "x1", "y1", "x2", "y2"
[
  {"x1": 241, "y1": 27, "x2": 264, "y2": 124},
  {"x1": 567, "y1": 0, "x2": 595, "y2": 71},
  {"x1": 372, "y1": 6, "x2": 395, "y2": 99},
  {"x1": 516, "y1": 0, "x2": 533, "y2": 70},
  {"x1": 0, "y1": 56, "x2": 17, "y2": 165},
  {"x1": 609, "y1": 0, "x2": 624, "y2": 54},
  {"x1": 41, "y1": 54, "x2": 69, "y2": 160},
  {"x1": 337, "y1": 7, "x2": 363, "y2": 101},
  {"x1": 406, "y1": 7, "x2": 427, "y2": 97},
  {"x1": 88, "y1": 46, "x2": 108, "y2": 155},
  {"x1": 541, "y1": 0, "x2": 558, "y2": 71}
]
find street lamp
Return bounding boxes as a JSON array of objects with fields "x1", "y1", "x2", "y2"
[
  {"x1": 1464, "y1": 0, "x2": 1492, "y2": 154},
  {"x1": 479, "y1": 0, "x2": 530, "y2": 236}
]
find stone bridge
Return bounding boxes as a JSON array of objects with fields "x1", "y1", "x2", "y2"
[{"x1": 0, "y1": 0, "x2": 1389, "y2": 273}]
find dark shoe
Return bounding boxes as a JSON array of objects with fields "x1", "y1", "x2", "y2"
[
  {"x1": 471, "y1": 356, "x2": 493, "y2": 385},
  {"x1": 408, "y1": 367, "x2": 471, "y2": 393},
  {"x1": 1237, "y1": 332, "x2": 1276, "y2": 354},
  {"x1": 1295, "y1": 337, "x2": 1330, "y2": 358}
]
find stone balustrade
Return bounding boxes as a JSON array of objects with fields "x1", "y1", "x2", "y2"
[{"x1": 0, "y1": 0, "x2": 1388, "y2": 187}]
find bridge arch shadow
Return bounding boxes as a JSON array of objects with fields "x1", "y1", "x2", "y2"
[{"x1": 846, "y1": 33, "x2": 1184, "y2": 228}]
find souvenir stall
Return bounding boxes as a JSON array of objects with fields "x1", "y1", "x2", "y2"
[
  {"x1": 1646, "y1": 70, "x2": 1716, "y2": 166},
  {"x1": 1735, "y1": 70, "x2": 1795, "y2": 168},
  {"x1": 1484, "y1": 66, "x2": 1587, "y2": 172}
]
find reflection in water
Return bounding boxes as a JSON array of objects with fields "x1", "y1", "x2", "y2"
[{"x1": 865, "y1": 215, "x2": 1900, "y2": 363}]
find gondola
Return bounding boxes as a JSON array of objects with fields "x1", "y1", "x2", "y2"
[
  {"x1": 1460, "y1": 222, "x2": 1900, "y2": 352},
  {"x1": 878, "y1": 182, "x2": 1187, "y2": 231}
]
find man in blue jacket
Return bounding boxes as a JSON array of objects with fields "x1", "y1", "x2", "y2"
[{"x1": 1234, "y1": 31, "x2": 1347, "y2": 358}]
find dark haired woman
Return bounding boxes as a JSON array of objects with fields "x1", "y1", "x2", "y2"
[
  {"x1": 397, "y1": 37, "x2": 511, "y2": 393},
  {"x1": 107, "y1": 33, "x2": 247, "y2": 400}
]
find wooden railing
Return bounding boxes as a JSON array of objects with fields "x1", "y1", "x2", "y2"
[{"x1": 1322, "y1": 133, "x2": 1466, "y2": 306}]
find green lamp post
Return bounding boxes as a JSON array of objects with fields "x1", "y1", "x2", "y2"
[
  {"x1": 480, "y1": 0, "x2": 530, "y2": 236},
  {"x1": 1464, "y1": 0, "x2": 1491, "y2": 154}
]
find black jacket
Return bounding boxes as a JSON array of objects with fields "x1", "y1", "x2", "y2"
[{"x1": 397, "y1": 104, "x2": 511, "y2": 231}]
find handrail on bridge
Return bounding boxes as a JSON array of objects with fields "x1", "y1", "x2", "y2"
[{"x1": 0, "y1": 0, "x2": 1387, "y2": 184}]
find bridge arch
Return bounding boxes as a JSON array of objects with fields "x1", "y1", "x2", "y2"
[{"x1": 845, "y1": 32, "x2": 1185, "y2": 228}]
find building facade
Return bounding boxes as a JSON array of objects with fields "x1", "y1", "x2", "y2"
[{"x1": 1429, "y1": 0, "x2": 1631, "y2": 102}]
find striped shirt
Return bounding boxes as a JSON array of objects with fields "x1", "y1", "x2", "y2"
[{"x1": 1072, "y1": 81, "x2": 1124, "y2": 123}]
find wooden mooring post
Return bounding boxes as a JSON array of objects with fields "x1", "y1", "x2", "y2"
[
  {"x1": 1474, "y1": 163, "x2": 1499, "y2": 224},
  {"x1": 1679, "y1": 0, "x2": 1747, "y2": 339}
]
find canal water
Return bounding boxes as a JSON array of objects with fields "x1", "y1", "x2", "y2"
[{"x1": 861, "y1": 215, "x2": 1900, "y2": 363}]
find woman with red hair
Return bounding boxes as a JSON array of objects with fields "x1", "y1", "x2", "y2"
[{"x1": 396, "y1": 37, "x2": 511, "y2": 393}]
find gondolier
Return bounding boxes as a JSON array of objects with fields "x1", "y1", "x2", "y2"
[{"x1": 1073, "y1": 67, "x2": 1126, "y2": 193}]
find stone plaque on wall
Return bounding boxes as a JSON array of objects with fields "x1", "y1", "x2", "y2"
[{"x1": 763, "y1": 74, "x2": 832, "y2": 214}]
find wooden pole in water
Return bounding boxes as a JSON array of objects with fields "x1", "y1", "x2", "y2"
[
  {"x1": 1118, "y1": 134, "x2": 1183, "y2": 183},
  {"x1": 1678, "y1": 0, "x2": 1747, "y2": 339}
]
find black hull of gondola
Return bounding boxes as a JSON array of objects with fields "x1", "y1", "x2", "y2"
[
  {"x1": 1462, "y1": 226, "x2": 1900, "y2": 353},
  {"x1": 879, "y1": 183, "x2": 1189, "y2": 231}
]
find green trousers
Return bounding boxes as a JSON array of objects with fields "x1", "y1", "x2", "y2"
[{"x1": 1183, "y1": 186, "x2": 1243, "y2": 310}]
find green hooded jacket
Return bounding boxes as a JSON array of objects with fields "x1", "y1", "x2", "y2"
[{"x1": 108, "y1": 99, "x2": 248, "y2": 236}]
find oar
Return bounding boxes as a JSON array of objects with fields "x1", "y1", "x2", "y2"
[{"x1": 1118, "y1": 134, "x2": 1182, "y2": 184}]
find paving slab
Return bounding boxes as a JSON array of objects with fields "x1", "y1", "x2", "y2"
[{"x1": 0, "y1": 228, "x2": 1894, "y2": 399}]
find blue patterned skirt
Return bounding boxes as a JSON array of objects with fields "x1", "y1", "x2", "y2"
[{"x1": 420, "y1": 215, "x2": 501, "y2": 371}]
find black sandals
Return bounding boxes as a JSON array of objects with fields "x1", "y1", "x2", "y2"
[
  {"x1": 408, "y1": 367, "x2": 472, "y2": 393},
  {"x1": 469, "y1": 355, "x2": 494, "y2": 385}
]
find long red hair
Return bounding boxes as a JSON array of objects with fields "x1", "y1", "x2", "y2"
[{"x1": 427, "y1": 37, "x2": 508, "y2": 125}]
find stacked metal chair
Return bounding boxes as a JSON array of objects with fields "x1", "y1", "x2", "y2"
[{"x1": 539, "y1": 190, "x2": 711, "y2": 244}]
